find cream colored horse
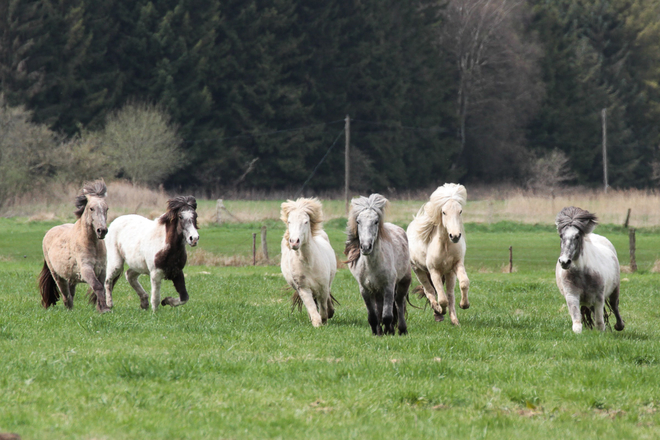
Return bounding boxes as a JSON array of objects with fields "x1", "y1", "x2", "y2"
[
  {"x1": 280, "y1": 198, "x2": 337, "y2": 327},
  {"x1": 407, "y1": 183, "x2": 470, "y2": 325},
  {"x1": 39, "y1": 180, "x2": 109, "y2": 312}
]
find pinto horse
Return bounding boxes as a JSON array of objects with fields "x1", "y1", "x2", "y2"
[
  {"x1": 344, "y1": 194, "x2": 411, "y2": 335},
  {"x1": 407, "y1": 183, "x2": 470, "y2": 325},
  {"x1": 555, "y1": 207, "x2": 625, "y2": 333},
  {"x1": 280, "y1": 197, "x2": 337, "y2": 327},
  {"x1": 39, "y1": 180, "x2": 110, "y2": 312},
  {"x1": 103, "y1": 196, "x2": 199, "y2": 312}
]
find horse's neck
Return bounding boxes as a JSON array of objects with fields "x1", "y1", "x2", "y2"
[
  {"x1": 73, "y1": 216, "x2": 98, "y2": 245},
  {"x1": 162, "y1": 220, "x2": 183, "y2": 250}
]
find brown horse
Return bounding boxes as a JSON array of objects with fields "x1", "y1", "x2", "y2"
[{"x1": 38, "y1": 180, "x2": 110, "y2": 312}]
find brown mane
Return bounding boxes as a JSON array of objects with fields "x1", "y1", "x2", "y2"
[
  {"x1": 344, "y1": 194, "x2": 390, "y2": 267},
  {"x1": 74, "y1": 180, "x2": 107, "y2": 218}
]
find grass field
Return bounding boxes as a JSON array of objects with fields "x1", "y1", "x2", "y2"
[{"x1": 1, "y1": 214, "x2": 660, "y2": 439}]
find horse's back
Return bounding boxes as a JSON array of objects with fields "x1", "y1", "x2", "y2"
[
  {"x1": 107, "y1": 214, "x2": 160, "y2": 271},
  {"x1": 384, "y1": 222, "x2": 411, "y2": 274}
]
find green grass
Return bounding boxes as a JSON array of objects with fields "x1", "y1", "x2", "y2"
[{"x1": 1, "y1": 218, "x2": 660, "y2": 439}]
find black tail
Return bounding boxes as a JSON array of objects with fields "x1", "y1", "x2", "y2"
[{"x1": 38, "y1": 261, "x2": 59, "y2": 308}]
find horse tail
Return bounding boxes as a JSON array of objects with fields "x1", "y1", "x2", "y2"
[{"x1": 38, "y1": 261, "x2": 59, "y2": 308}]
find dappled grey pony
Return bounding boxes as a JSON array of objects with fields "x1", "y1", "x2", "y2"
[
  {"x1": 344, "y1": 194, "x2": 411, "y2": 335},
  {"x1": 39, "y1": 180, "x2": 110, "y2": 312},
  {"x1": 555, "y1": 207, "x2": 624, "y2": 333}
]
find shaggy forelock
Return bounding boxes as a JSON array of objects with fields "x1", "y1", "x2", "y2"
[
  {"x1": 411, "y1": 183, "x2": 467, "y2": 244},
  {"x1": 74, "y1": 179, "x2": 107, "y2": 218},
  {"x1": 281, "y1": 198, "x2": 324, "y2": 245},
  {"x1": 556, "y1": 206, "x2": 598, "y2": 235},
  {"x1": 344, "y1": 194, "x2": 389, "y2": 266},
  {"x1": 159, "y1": 195, "x2": 198, "y2": 227}
]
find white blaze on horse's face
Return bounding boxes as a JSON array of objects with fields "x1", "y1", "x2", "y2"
[
  {"x1": 87, "y1": 196, "x2": 108, "y2": 239},
  {"x1": 442, "y1": 200, "x2": 463, "y2": 243},
  {"x1": 287, "y1": 210, "x2": 311, "y2": 251},
  {"x1": 180, "y1": 210, "x2": 199, "y2": 246},
  {"x1": 558, "y1": 226, "x2": 581, "y2": 270},
  {"x1": 357, "y1": 209, "x2": 379, "y2": 255}
]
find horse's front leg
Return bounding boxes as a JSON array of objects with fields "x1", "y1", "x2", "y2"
[
  {"x1": 126, "y1": 269, "x2": 150, "y2": 310},
  {"x1": 412, "y1": 267, "x2": 443, "y2": 317},
  {"x1": 382, "y1": 283, "x2": 396, "y2": 335},
  {"x1": 360, "y1": 287, "x2": 381, "y2": 335},
  {"x1": 161, "y1": 272, "x2": 189, "y2": 307},
  {"x1": 565, "y1": 292, "x2": 582, "y2": 334},
  {"x1": 149, "y1": 272, "x2": 164, "y2": 312},
  {"x1": 81, "y1": 265, "x2": 108, "y2": 313},
  {"x1": 444, "y1": 272, "x2": 459, "y2": 326},
  {"x1": 430, "y1": 269, "x2": 449, "y2": 320},
  {"x1": 298, "y1": 288, "x2": 323, "y2": 327},
  {"x1": 456, "y1": 262, "x2": 470, "y2": 310}
]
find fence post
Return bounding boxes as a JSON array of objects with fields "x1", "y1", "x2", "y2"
[
  {"x1": 261, "y1": 225, "x2": 268, "y2": 262},
  {"x1": 252, "y1": 233, "x2": 257, "y2": 266},
  {"x1": 509, "y1": 246, "x2": 513, "y2": 273},
  {"x1": 629, "y1": 228, "x2": 637, "y2": 273},
  {"x1": 216, "y1": 199, "x2": 225, "y2": 224},
  {"x1": 624, "y1": 208, "x2": 631, "y2": 229}
]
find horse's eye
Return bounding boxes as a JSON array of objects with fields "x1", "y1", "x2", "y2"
[
  {"x1": 375, "y1": 220, "x2": 379, "y2": 224},
  {"x1": 459, "y1": 210, "x2": 463, "y2": 215},
  {"x1": 442, "y1": 211, "x2": 446, "y2": 215},
  {"x1": 90, "y1": 208, "x2": 94, "y2": 211}
]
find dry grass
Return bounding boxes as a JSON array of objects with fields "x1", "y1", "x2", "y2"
[
  {"x1": 187, "y1": 248, "x2": 277, "y2": 267},
  {"x1": 4, "y1": 183, "x2": 660, "y2": 228}
]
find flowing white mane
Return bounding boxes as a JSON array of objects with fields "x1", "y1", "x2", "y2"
[{"x1": 412, "y1": 183, "x2": 467, "y2": 244}]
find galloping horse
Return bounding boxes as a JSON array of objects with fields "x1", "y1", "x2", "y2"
[
  {"x1": 39, "y1": 180, "x2": 109, "y2": 312},
  {"x1": 103, "y1": 196, "x2": 199, "y2": 312},
  {"x1": 280, "y1": 198, "x2": 337, "y2": 327},
  {"x1": 407, "y1": 183, "x2": 470, "y2": 325},
  {"x1": 555, "y1": 207, "x2": 624, "y2": 333},
  {"x1": 344, "y1": 194, "x2": 411, "y2": 335}
]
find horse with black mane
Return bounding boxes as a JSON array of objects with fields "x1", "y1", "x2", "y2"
[
  {"x1": 102, "y1": 196, "x2": 199, "y2": 312},
  {"x1": 39, "y1": 180, "x2": 110, "y2": 312},
  {"x1": 555, "y1": 206, "x2": 625, "y2": 333}
]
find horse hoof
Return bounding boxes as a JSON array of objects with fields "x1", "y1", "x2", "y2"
[
  {"x1": 434, "y1": 312, "x2": 445, "y2": 322},
  {"x1": 460, "y1": 303, "x2": 470, "y2": 310},
  {"x1": 97, "y1": 307, "x2": 111, "y2": 314},
  {"x1": 615, "y1": 322, "x2": 625, "y2": 331},
  {"x1": 161, "y1": 297, "x2": 172, "y2": 306}
]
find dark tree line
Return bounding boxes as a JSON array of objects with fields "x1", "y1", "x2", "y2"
[{"x1": 1, "y1": 0, "x2": 659, "y2": 193}]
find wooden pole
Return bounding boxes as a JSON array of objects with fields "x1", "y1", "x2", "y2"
[
  {"x1": 629, "y1": 228, "x2": 637, "y2": 273},
  {"x1": 624, "y1": 208, "x2": 631, "y2": 229},
  {"x1": 344, "y1": 114, "x2": 350, "y2": 215},
  {"x1": 602, "y1": 108, "x2": 608, "y2": 193},
  {"x1": 260, "y1": 225, "x2": 268, "y2": 262},
  {"x1": 509, "y1": 246, "x2": 513, "y2": 273},
  {"x1": 252, "y1": 233, "x2": 257, "y2": 266},
  {"x1": 216, "y1": 199, "x2": 224, "y2": 224}
]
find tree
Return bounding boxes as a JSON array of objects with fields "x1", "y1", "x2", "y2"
[{"x1": 101, "y1": 102, "x2": 185, "y2": 186}]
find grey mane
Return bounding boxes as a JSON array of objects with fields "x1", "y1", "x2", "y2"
[
  {"x1": 344, "y1": 194, "x2": 389, "y2": 266},
  {"x1": 556, "y1": 206, "x2": 598, "y2": 234}
]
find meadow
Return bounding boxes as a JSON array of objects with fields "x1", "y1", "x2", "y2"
[{"x1": 1, "y1": 194, "x2": 660, "y2": 439}]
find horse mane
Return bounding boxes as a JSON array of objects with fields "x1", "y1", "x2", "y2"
[
  {"x1": 74, "y1": 179, "x2": 107, "y2": 218},
  {"x1": 281, "y1": 197, "x2": 324, "y2": 248},
  {"x1": 556, "y1": 206, "x2": 598, "y2": 235},
  {"x1": 158, "y1": 196, "x2": 199, "y2": 227},
  {"x1": 413, "y1": 183, "x2": 467, "y2": 244},
  {"x1": 344, "y1": 194, "x2": 390, "y2": 266}
]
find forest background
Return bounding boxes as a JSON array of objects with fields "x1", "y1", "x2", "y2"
[{"x1": 1, "y1": 0, "x2": 660, "y2": 201}]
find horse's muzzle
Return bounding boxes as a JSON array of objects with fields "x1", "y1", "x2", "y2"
[
  {"x1": 559, "y1": 258, "x2": 571, "y2": 270},
  {"x1": 360, "y1": 244, "x2": 373, "y2": 255},
  {"x1": 97, "y1": 228, "x2": 108, "y2": 239},
  {"x1": 449, "y1": 233, "x2": 461, "y2": 243}
]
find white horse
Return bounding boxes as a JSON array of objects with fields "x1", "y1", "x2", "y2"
[
  {"x1": 407, "y1": 183, "x2": 470, "y2": 325},
  {"x1": 555, "y1": 207, "x2": 624, "y2": 333},
  {"x1": 344, "y1": 194, "x2": 411, "y2": 335},
  {"x1": 103, "y1": 196, "x2": 199, "y2": 312},
  {"x1": 280, "y1": 198, "x2": 337, "y2": 327}
]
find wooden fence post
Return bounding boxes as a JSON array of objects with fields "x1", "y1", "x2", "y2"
[
  {"x1": 252, "y1": 233, "x2": 257, "y2": 266},
  {"x1": 629, "y1": 228, "x2": 637, "y2": 273},
  {"x1": 261, "y1": 225, "x2": 268, "y2": 262},
  {"x1": 624, "y1": 208, "x2": 631, "y2": 229},
  {"x1": 509, "y1": 246, "x2": 513, "y2": 273},
  {"x1": 216, "y1": 199, "x2": 225, "y2": 224}
]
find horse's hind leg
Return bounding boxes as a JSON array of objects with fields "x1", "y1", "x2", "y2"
[
  {"x1": 104, "y1": 253, "x2": 124, "y2": 309},
  {"x1": 54, "y1": 278, "x2": 74, "y2": 309},
  {"x1": 593, "y1": 296, "x2": 606, "y2": 331},
  {"x1": 609, "y1": 286, "x2": 625, "y2": 331},
  {"x1": 394, "y1": 274, "x2": 411, "y2": 335},
  {"x1": 326, "y1": 295, "x2": 335, "y2": 320},
  {"x1": 126, "y1": 269, "x2": 150, "y2": 310},
  {"x1": 456, "y1": 262, "x2": 470, "y2": 310},
  {"x1": 161, "y1": 272, "x2": 189, "y2": 307},
  {"x1": 444, "y1": 272, "x2": 459, "y2": 326}
]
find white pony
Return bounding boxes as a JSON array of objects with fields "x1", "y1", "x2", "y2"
[
  {"x1": 344, "y1": 194, "x2": 411, "y2": 335},
  {"x1": 407, "y1": 183, "x2": 470, "y2": 325},
  {"x1": 555, "y1": 207, "x2": 624, "y2": 333},
  {"x1": 103, "y1": 196, "x2": 199, "y2": 312},
  {"x1": 280, "y1": 198, "x2": 337, "y2": 327}
]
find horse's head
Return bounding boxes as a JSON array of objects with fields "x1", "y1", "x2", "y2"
[
  {"x1": 281, "y1": 198, "x2": 323, "y2": 251},
  {"x1": 556, "y1": 206, "x2": 597, "y2": 269},
  {"x1": 347, "y1": 194, "x2": 388, "y2": 256},
  {"x1": 75, "y1": 180, "x2": 108, "y2": 239},
  {"x1": 164, "y1": 196, "x2": 199, "y2": 246},
  {"x1": 441, "y1": 199, "x2": 463, "y2": 243}
]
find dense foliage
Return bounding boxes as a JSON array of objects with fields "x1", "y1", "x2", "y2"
[{"x1": 1, "y1": 0, "x2": 659, "y2": 193}]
